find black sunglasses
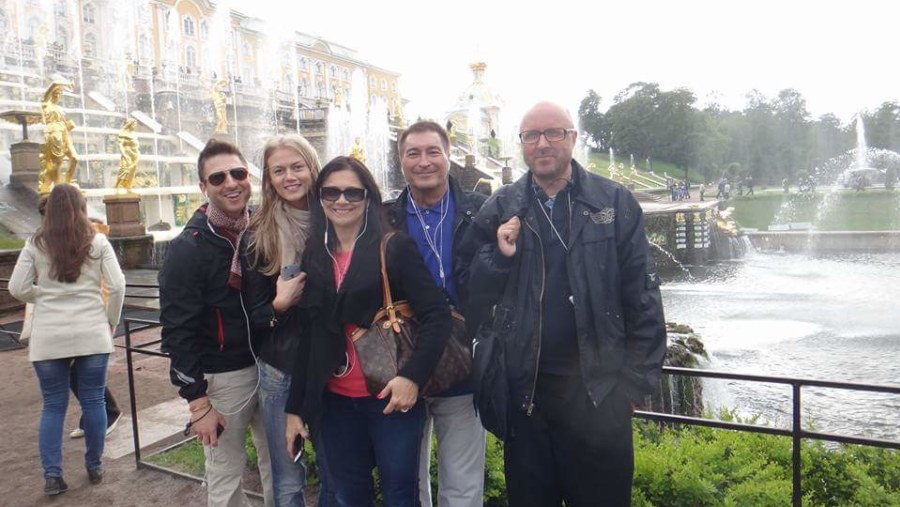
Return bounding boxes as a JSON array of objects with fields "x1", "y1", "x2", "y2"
[
  {"x1": 205, "y1": 168, "x2": 249, "y2": 186},
  {"x1": 320, "y1": 186, "x2": 367, "y2": 203}
]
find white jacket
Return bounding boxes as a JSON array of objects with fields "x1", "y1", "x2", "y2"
[{"x1": 9, "y1": 233, "x2": 126, "y2": 362}]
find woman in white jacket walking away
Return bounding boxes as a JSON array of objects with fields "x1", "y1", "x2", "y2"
[{"x1": 9, "y1": 183, "x2": 126, "y2": 496}]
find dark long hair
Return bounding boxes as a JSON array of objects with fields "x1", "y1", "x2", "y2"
[
  {"x1": 32, "y1": 184, "x2": 96, "y2": 283},
  {"x1": 304, "y1": 156, "x2": 387, "y2": 291}
]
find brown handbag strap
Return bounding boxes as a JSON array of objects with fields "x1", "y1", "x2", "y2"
[{"x1": 379, "y1": 232, "x2": 402, "y2": 333}]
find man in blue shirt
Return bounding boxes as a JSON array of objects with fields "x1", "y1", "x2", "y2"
[{"x1": 386, "y1": 121, "x2": 487, "y2": 507}]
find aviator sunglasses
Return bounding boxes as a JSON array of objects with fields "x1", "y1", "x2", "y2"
[
  {"x1": 205, "y1": 168, "x2": 249, "y2": 186},
  {"x1": 319, "y1": 186, "x2": 367, "y2": 203}
]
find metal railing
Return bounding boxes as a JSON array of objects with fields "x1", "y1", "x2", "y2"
[{"x1": 636, "y1": 367, "x2": 900, "y2": 507}]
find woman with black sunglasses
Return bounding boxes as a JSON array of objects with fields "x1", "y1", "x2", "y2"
[{"x1": 284, "y1": 156, "x2": 451, "y2": 507}]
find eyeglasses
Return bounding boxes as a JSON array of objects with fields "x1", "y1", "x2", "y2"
[
  {"x1": 205, "y1": 168, "x2": 249, "y2": 186},
  {"x1": 320, "y1": 186, "x2": 367, "y2": 203},
  {"x1": 518, "y1": 128, "x2": 575, "y2": 144}
]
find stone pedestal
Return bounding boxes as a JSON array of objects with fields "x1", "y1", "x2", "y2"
[
  {"x1": 8, "y1": 141, "x2": 41, "y2": 190},
  {"x1": 103, "y1": 193, "x2": 153, "y2": 268},
  {"x1": 103, "y1": 193, "x2": 147, "y2": 237}
]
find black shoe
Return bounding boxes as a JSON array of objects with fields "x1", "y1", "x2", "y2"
[
  {"x1": 88, "y1": 468, "x2": 103, "y2": 485},
  {"x1": 44, "y1": 477, "x2": 69, "y2": 496}
]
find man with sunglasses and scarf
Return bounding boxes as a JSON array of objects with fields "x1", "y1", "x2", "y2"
[
  {"x1": 160, "y1": 139, "x2": 273, "y2": 506},
  {"x1": 461, "y1": 102, "x2": 666, "y2": 507},
  {"x1": 386, "y1": 121, "x2": 487, "y2": 507}
]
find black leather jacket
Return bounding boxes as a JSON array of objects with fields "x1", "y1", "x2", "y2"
[
  {"x1": 159, "y1": 207, "x2": 256, "y2": 401},
  {"x1": 460, "y1": 161, "x2": 667, "y2": 413}
]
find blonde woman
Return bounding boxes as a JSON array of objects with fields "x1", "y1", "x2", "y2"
[{"x1": 245, "y1": 134, "x2": 332, "y2": 506}]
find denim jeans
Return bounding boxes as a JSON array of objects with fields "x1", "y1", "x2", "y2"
[
  {"x1": 259, "y1": 360, "x2": 307, "y2": 507},
  {"x1": 33, "y1": 353, "x2": 109, "y2": 479},
  {"x1": 321, "y1": 391, "x2": 425, "y2": 507}
]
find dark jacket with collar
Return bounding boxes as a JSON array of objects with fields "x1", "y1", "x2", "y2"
[
  {"x1": 460, "y1": 160, "x2": 666, "y2": 414},
  {"x1": 385, "y1": 176, "x2": 488, "y2": 311},
  {"x1": 159, "y1": 206, "x2": 256, "y2": 401},
  {"x1": 285, "y1": 232, "x2": 452, "y2": 424},
  {"x1": 242, "y1": 238, "x2": 308, "y2": 374}
]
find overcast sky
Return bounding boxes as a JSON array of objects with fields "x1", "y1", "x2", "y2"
[{"x1": 252, "y1": 0, "x2": 897, "y2": 129}]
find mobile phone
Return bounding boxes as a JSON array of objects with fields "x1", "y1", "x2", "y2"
[
  {"x1": 292, "y1": 435, "x2": 304, "y2": 463},
  {"x1": 281, "y1": 264, "x2": 302, "y2": 281}
]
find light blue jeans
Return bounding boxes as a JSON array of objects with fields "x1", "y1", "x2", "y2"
[
  {"x1": 33, "y1": 353, "x2": 109, "y2": 479},
  {"x1": 259, "y1": 360, "x2": 307, "y2": 507}
]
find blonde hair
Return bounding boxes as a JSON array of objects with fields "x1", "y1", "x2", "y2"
[{"x1": 247, "y1": 134, "x2": 321, "y2": 275}]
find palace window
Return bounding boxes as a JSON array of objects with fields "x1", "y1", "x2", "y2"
[
  {"x1": 185, "y1": 46, "x2": 197, "y2": 69},
  {"x1": 82, "y1": 4, "x2": 95, "y2": 24},
  {"x1": 343, "y1": 68, "x2": 350, "y2": 80},
  {"x1": 83, "y1": 33, "x2": 96, "y2": 57},
  {"x1": 315, "y1": 62, "x2": 323, "y2": 75},
  {"x1": 183, "y1": 16, "x2": 195, "y2": 37},
  {"x1": 200, "y1": 20, "x2": 209, "y2": 40},
  {"x1": 380, "y1": 78, "x2": 387, "y2": 91},
  {"x1": 369, "y1": 76, "x2": 376, "y2": 87}
]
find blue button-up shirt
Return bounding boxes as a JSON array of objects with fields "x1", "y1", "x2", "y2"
[{"x1": 405, "y1": 191, "x2": 458, "y2": 306}]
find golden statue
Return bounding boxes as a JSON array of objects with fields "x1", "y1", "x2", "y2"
[
  {"x1": 333, "y1": 84, "x2": 344, "y2": 108},
  {"x1": 349, "y1": 137, "x2": 366, "y2": 164},
  {"x1": 114, "y1": 119, "x2": 140, "y2": 192},
  {"x1": 38, "y1": 82, "x2": 78, "y2": 194},
  {"x1": 212, "y1": 79, "x2": 229, "y2": 134}
]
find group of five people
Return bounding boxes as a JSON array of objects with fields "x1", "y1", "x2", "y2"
[{"x1": 13, "y1": 100, "x2": 665, "y2": 507}]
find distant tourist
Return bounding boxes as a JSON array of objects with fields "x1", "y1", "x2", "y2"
[
  {"x1": 461, "y1": 102, "x2": 667, "y2": 506},
  {"x1": 9, "y1": 184, "x2": 126, "y2": 496},
  {"x1": 699, "y1": 182, "x2": 706, "y2": 201},
  {"x1": 159, "y1": 139, "x2": 274, "y2": 506},
  {"x1": 683, "y1": 180, "x2": 691, "y2": 200},
  {"x1": 737, "y1": 178, "x2": 744, "y2": 196},
  {"x1": 746, "y1": 175, "x2": 755, "y2": 196},
  {"x1": 716, "y1": 179, "x2": 726, "y2": 199},
  {"x1": 724, "y1": 181, "x2": 732, "y2": 199}
]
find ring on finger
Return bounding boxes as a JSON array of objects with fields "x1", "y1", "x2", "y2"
[{"x1": 401, "y1": 408, "x2": 409, "y2": 413}]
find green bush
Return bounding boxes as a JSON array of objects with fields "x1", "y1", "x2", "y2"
[{"x1": 146, "y1": 418, "x2": 900, "y2": 506}]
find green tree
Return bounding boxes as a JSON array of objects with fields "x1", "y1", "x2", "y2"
[{"x1": 578, "y1": 89, "x2": 609, "y2": 150}]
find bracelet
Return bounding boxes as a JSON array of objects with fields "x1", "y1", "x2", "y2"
[
  {"x1": 190, "y1": 402, "x2": 211, "y2": 413},
  {"x1": 183, "y1": 406, "x2": 213, "y2": 437}
]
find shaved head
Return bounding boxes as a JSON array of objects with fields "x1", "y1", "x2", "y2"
[{"x1": 521, "y1": 102, "x2": 575, "y2": 129}]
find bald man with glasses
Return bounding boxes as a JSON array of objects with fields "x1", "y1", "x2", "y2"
[{"x1": 461, "y1": 102, "x2": 666, "y2": 507}]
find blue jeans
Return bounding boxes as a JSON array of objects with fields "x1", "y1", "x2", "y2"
[
  {"x1": 259, "y1": 360, "x2": 307, "y2": 507},
  {"x1": 33, "y1": 353, "x2": 109, "y2": 479},
  {"x1": 321, "y1": 391, "x2": 425, "y2": 507}
]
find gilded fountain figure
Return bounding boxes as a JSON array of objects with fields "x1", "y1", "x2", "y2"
[
  {"x1": 38, "y1": 82, "x2": 79, "y2": 194},
  {"x1": 212, "y1": 79, "x2": 229, "y2": 134},
  {"x1": 114, "y1": 118, "x2": 140, "y2": 192}
]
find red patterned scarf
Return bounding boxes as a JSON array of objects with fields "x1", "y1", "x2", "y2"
[{"x1": 206, "y1": 202, "x2": 249, "y2": 290}]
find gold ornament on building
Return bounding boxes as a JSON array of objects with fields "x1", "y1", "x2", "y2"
[
  {"x1": 349, "y1": 137, "x2": 366, "y2": 164},
  {"x1": 114, "y1": 119, "x2": 140, "y2": 192},
  {"x1": 212, "y1": 79, "x2": 229, "y2": 134},
  {"x1": 333, "y1": 85, "x2": 344, "y2": 108},
  {"x1": 38, "y1": 82, "x2": 79, "y2": 194}
]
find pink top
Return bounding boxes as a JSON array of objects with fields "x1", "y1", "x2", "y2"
[{"x1": 326, "y1": 250, "x2": 370, "y2": 398}]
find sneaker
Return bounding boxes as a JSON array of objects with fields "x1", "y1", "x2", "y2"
[
  {"x1": 44, "y1": 477, "x2": 69, "y2": 496},
  {"x1": 69, "y1": 428, "x2": 85, "y2": 439},
  {"x1": 106, "y1": 413, "x2": 123, "y2": 435},
  {"x1": 87, "y1": 468, "x2": 103, "y2": 485}
]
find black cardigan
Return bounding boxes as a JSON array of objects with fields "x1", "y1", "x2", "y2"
[{"x1": 285, "y1": 232, "x2": 451, "y2": 423}]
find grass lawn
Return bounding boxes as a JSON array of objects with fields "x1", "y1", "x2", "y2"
[
  {"x1": 0, "y1": 234, "x2": 24, "y2": 249},
  {"x1": 729, "y1": 190, "x2": 900, "y2": 231}
]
